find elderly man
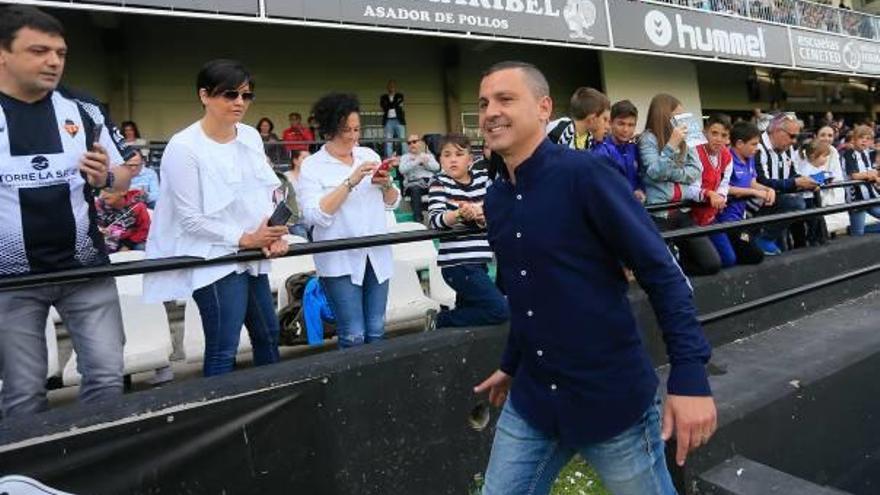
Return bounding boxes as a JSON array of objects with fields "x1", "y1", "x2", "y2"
[
  {"x1": 753, "y1": 112, "x2": 819, "y2": 255},
  {"x1": 473, "y1": 60, "x2": 716, "y2": 495},
  {"x1": 398, "y1": 134, "x2": 440, "y2": 223}
]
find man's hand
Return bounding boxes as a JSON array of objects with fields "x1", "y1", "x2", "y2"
[
  {"x1": 474, "y1": 370, "x2": 511, "y2": 408},
  {"x1": 661, "y1": 395, "x2": 717, "y2": 466},
  {"x1": 634, "y1": 190, "x2": 647, "y2": 203},
  {"x1": 706, "y1": 191, "x2": 726, "y2": 210},
  {"x1": 262, "y1": 238, "x2": 289, "y2": 258},
  {"x1": 794, "y1": 175, "x2": 819, "y2": 191},
  {"x1": 80, "y1": 143, "x2": 110, "y2": 188}
]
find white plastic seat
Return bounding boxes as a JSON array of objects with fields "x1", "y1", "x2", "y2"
[
  {"x1": 49, "y1": 306, "x2": 62, "y2": 324},
  {"x1": 63, "y1": 295, "x2": 172, "y2": 385},
  {"x1": 427, "y1": 262, "x2": 456, "y2": 309},
  {"x1": 109, "y1": 250, "x2": 146, "y2": 298},
  {"x1": 182, "y1": 299, "x2": 252, "y2": 364},
  {"x1": 391, "y1": 238, "x2": 437, "y2": 272},
  {"x1": 45, "y1": 315, "x2": 60, "y2": 379},
  {"x1": 385, "y1": 260, "x2": 439, "y2": 327},
  {"x1": 109, "y1": 250, "x2": 146, "y2": 263}
]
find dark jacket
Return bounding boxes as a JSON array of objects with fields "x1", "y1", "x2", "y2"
[{"x1": 380, "y1": 92, "x2": 406, "y2": 126}]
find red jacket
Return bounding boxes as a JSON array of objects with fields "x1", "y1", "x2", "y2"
[
  {"x1": 282, "y1": 125, "x2": 314, "y2": 152},
  {"x1": 691, "y1": 144, "x2": 732, "y2": 226}
]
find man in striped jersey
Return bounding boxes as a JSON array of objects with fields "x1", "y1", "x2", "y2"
[
  {"x1": 753, "y1": 112, "x2": 818, "y2": 254},
  {"x1": 427, "y1": 134, "x2": 508, "y2": 328},
  {"x1": 0, "y1": 6, "x2": 134, "y2": 418}
]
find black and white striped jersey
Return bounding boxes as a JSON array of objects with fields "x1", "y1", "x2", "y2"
[
  {"x1": 0, "y1": 88, "x2": 124, "y2": 276},
  {"x1": 428, "y1": 169, "x2": 494, "y2": 267},
  {"x1": 842, "y1": 148, "x2": 880, "y2": 202}
]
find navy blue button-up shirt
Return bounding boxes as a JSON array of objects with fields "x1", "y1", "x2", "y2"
[{"x1": 485, "y1": 139, "x2": 711, "y2": 446}]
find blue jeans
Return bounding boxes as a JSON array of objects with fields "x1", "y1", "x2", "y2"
[
  {"x1": 192, "y1": 272, "x2": 280, "y2": 377},
  {"x1": 482, "y1": 395, "x2": 676, "y2": 495},
  {"x1": 320, "y1": 261, "x2": 389, "y2": 348},
  {"x1": 848, "y1": 206, "x2": 880, "y2": 235},
  {"x1": 384, "y1": 118, "x2": 406, "y2": 158},
  {"x1": 437, "y1": 263, "x2": 508, "y2": 328}
]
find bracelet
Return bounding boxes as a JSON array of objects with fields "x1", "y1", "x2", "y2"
[{"x1": 343, "y1": 178, "x2": 354, "y2": 192}]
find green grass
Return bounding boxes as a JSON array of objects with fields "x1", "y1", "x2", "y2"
[{"x1": 550, "y1": 456, "x2": 609, "y2": 495}]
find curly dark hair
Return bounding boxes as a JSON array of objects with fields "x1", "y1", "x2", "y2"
[{"x1": 311, "y1": 93, "x2": 360, "y2": 140}]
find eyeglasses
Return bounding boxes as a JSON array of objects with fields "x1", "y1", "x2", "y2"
[
  {"x1": 407, "y1": 140, "x2": 420, "y2": 145},
  {"x1": 218, "y1": 90, "x2": 255, "y2": 102}
]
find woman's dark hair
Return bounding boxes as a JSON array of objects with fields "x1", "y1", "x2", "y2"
[
  {"x1": 120, "y1": 121, "x2": 140, "y2": 139},
  {"x1": 290, "y1": 150, "x2": 307, "y2": 164},
  {"x1": 196, "y1": 59, "x2": 253, "y2": 98},
  {"x1": 311, "y1": 93, "x2": 360, "y2": 140},
  {"x1": 256, "y1": 117, "x2": 274, "y2": 134},
  {"x1": 730, "y1": 121, "x2": 761, "y2": 146},
  {"x1": 439, "y1": 133, "x2": 471, "y2": 152},
  {"x1": 0, "y1": 5, "x2": 64, "y2": 51}
]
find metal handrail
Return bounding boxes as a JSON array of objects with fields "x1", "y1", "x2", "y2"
[
  {"x1": 2, "y1": 197, "x2": 880, "y2": 292},
  {"x1": 645, "y1": 180, "x2": 874, "y2": 213}
]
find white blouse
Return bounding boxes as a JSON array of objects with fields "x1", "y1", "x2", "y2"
[
  {"x1": 143, "y1": 122, "x2": 280, "y2": 302},
  {"x1": 298, "y1": 145, "x2": 400, "y2": 285}
]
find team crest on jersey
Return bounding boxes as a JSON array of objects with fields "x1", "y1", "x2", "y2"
[{"x1": 63, "y1": 119, "x2": 79, "y2": 137}]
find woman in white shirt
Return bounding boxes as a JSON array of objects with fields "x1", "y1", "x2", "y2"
[
  {"x1": 298, "y1": 93, "x2": 400, "y2": 348},
  {"x1": 144, "y1": 60, "x2": 289, "y2": 376}
]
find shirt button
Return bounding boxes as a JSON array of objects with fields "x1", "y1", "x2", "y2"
[
  {"x1": 520, "y1": 270, "x2": 527, "y2": 277},
  {"x1": 550, "y1": 383, "x2": 557, "y2": 391},
  {"x1": 536, "y1": 350, "x2": 543, "y2": 357},
  {"x1": 527, "y1": 310, "x2": 534, "y2": 317},
  {"x1": 516, "y1": 232, "x2": 522, "y2": 238},
  {"x1": 516, "y1": 194, "x2": 523, "y2": 200}
]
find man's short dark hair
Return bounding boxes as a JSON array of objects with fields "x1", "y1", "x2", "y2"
[
  {"x1": 610, "y1": 100, "x2": 638, "y2": 121},
  {"x1": 569, "y1": 87, "x2": 610, "y2": 121},
  {"x1": 731, "y1": 121, "x2": 760, "y2": 145},
  {"x1": 0, "y1": 5, "x2": 64, "y2": 51},
  {"x1": 196, "y1": 59, "x2": 253, "y2": 98},
  {"x1": 481, "y1": 61, "x2": 549, "y2": 99},
  {"x1": 705, "y1": 113, "x2": 732, "y2": 132},
  {"x1": 311, "y1": 93, "x2": 360, "y2": 140}
]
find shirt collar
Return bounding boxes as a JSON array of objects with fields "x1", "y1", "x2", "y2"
[{"x1": 495, "y1": 138, "x2": 555, "y2": 183}]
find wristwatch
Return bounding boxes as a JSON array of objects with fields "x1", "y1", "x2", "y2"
[
  {"x1": 343, "y1": 178, "x2": 354, "y2": 192},
  {"x1": 102, "y1": 170, "x2": 116, "y2": 190}
]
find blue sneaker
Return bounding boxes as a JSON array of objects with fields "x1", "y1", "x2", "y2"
[{"x1": 755, "y1": 237, "x2": 782, "y2": 256}]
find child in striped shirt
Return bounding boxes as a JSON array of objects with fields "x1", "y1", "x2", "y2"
[{"x1": 428, "y1": 134, "x2": 509, "y2": 328}]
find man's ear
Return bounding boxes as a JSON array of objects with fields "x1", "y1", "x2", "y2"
[{"x1": 538, "y1": 95, "x2": 553, "y2": 123}]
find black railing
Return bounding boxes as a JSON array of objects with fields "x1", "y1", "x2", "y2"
[{"x1": 2, "y1": 197, "x2": 880, "y2": 292}]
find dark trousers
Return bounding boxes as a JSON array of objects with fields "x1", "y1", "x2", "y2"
[
  {"x1": 406, "y1": 185, "x2": 428, "y2": 223},
  {"x1": 653, "y1": 212, "x2": 721, "y2": 276},
  {"x1": 437, "y1": 264, "x2": 509, "y2": 328},
  {"x1": 758, "y1": 193, "x2": 806, "y2": 250},
  {"x1": 709, "y1": 230, "x2": 764, "y2": 268}
]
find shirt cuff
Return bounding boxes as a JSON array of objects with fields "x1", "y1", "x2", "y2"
[{"x1": 667, "y1": 362, "x2": 712, "y2": 397}]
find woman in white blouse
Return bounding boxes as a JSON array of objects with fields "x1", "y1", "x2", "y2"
[
  {"x1": 298, "y1": 93, "x2": 400, "y2": 348},
  {"x1": 144, "y1": 60, "x2": 289, "y2": 376}
]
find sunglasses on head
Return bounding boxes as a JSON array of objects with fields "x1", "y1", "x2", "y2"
[{"x1": 217, "y1": 89, "x2": 255, "y2": 102}]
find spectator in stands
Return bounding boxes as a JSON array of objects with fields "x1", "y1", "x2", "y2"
[
  {"x1": 126, "y1": 150, "x2": 160, "y2": 209},
  {"x1": 711, "y1": 122, "x2": 770, "y2": 267},
  {"x1": 639, "y1": 93, "x2": 721, "y2": 276},
  {"x1": 842, "y1": 125, "x2": 880, "y2": 235},
  {"x1": 277, "y1": 150, "x2": 310, "y2": 239},
  {"x1": 427, "y1": 134, "x2": 508, "y2": 328},
  {"x1": 546, "y1": 87, "x2": 610, "y2": 151},
  {"x1": 592, "y1": 99, "x2": 645, "y2": 202},
  {"x1": 399, "y1": 134, "x2": 440, "y2": 223},
  {"x1": 282, "y1": 112, "x2": 314, "y2": 154},
  {"x1": 753, "y1": 113, "x2": 818, "y2": 254},
  {"x1": 0, "y1": 5, "x2": 136, "y2": 417},
  {"x1": 381, "y1": 80, "x2": 406, "y2": 158},
  {"x1": 298, "y1": 93, "x2": 401, "y2": 348},
  {"x1": 796, "y1": 140, "x2": 834, "y2": 245},
  {"x1": 144, "y1": 59, "x2": 287, "y2": 377},
  {"x1": 690, "y1": 114, "x2": 733, "y2": 229},
  {"x1": 256, "y1": 117, "x2": 287, "y2": 166},
  {"x1": 96, "y1": 189, "x2": 151, "y2": 252},
  {"x1": 473, "y1": 61, "x2": 715, "y2": 495},
  {"x1": 121, "y1": 120, "x2": 150, "y2": 160}
]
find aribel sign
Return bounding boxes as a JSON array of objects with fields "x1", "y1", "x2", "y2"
[
  {"x1": 608, "y1": 0, "x2": 792, "y2": 66},
  {"x1": 266, "y1": 0, "x2": 610, "y2": 46},
  {"x1": 791, "y1": 29, "x2": 880, "y2": 75}
]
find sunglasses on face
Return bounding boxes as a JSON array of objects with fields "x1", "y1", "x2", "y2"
[
  {"x1": 217, "y1": 89, "x2": 255, "y2": 102},
  {"x1": 407, "y1": 140, "x2": 420, "y2": 145}
]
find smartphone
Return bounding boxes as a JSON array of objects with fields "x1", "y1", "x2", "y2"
[
  {"x1": 268, "y1": 202, "x2": 293, "y2": 226},
  {"x1": 89, "y1": 123, "x2": 104, "y2": 151}
]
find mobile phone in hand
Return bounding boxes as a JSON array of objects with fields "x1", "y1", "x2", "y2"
[
  {"x1": 89, "y1": 123, "x2": 104, "y2": 152},
  {"x1": 268, "y1": 202, "x2": 293, "y2": 226},
  {"x1": 374, "y1": 158, "x2": 394, "y2": 176}
]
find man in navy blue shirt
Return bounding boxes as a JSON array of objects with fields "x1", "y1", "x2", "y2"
[{"x1": 473, "y1": 61, "x2": 716, "y2": 495}]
